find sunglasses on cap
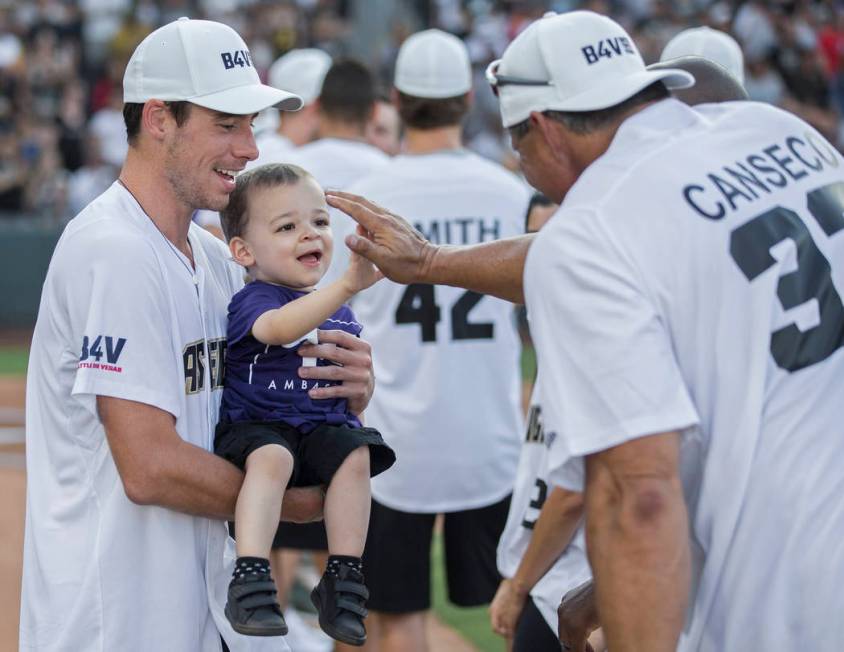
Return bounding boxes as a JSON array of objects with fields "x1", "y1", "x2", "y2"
[{"x1": 485, "y1": 59, "x2": 553, "y2": 97}]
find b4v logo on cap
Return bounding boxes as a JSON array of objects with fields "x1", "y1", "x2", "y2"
[
  {"x1": 582, "y1": 37, "x2": 635, "y2": 65},
  {"x1": 221, "y1": 50, "x2": 252, "y2": 70}
]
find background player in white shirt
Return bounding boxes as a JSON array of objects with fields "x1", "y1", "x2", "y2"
[
  {"x1": 282, "y1": 58, "x2": 389, "y2": 189},
  {"x1": 252, "y1": 48, "x2": 332, "y2": 165},
  {"x1": 327, "y1": 10, "x2": 844, "y2": 652},
  {"x1": 660, "y1": 26, "x2": 745, "y2": 86},
  {"x1": 332, "y1": 28, "x2": 529, "y2": 652},
  {"x1": 21, "y1": 18, "x2": 375, "y2": 652},
  {"x1": 491, "y1": 375, "x2": 599, "y2": 652},
  {"x1": 490, "y1": 199, "x2": 603, "y2": 652}
]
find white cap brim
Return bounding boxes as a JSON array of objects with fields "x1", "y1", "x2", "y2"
[
  {"x1": 499, "y1": 67, "x2": 694, "y2": 127},
  {"x1": 553, "y1": 68, "x2": 694, "y2": 112},
  {"x1": 188, "y1": 83, "x2": 303, "y2": 115}
]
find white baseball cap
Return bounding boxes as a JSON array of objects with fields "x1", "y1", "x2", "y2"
[
  {"x1": 394, "y1": 29, "x2": 473, "y2": 99},
  {"x1": 660, "y1": 27, "x2": 745, "y2": 86},
  {"x1": 487, "y1": 11, "x2": 694, "y2": 128},
  {"x1": 268, "y1": 48, "x2": 332, "y2": 106},
  {"x1": 123, "y1": 17, "x2": 303, "y2": 115}
]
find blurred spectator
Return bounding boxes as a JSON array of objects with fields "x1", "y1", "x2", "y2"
[
  {"x1": 745, "y1": 58, "x2": 786, "y2": 105},
  {"x1": 56, "y1": 79, "x2": 88, "y2": 171},
  {"x1": 0, "y1": 128, "x2": 29, "y2": 212},
  {"x1": 819, "y1": 10, "x2": 844, "y2": 114},
  {"x1": 67, "y1": 134, "x2": 118, "y2": 216},
  {"x1": 88, "y1": 85, "x2": 127, "y2": 169}
]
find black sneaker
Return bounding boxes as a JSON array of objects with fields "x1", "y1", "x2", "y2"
[
  {"x1": 224, "y1": 571, "x2": 288, "y2": 637},
  {"x1": 310, "y1": 565, "x2": 369, "y2": 646}
]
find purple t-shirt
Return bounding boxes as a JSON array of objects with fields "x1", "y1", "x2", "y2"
[{"x1": 219, "y1": 280, "x2": 363, "y2": 432}]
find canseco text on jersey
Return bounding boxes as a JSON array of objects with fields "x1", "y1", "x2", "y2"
[{"x1": 682, "y1": 131, "x2": 839, "y2": 220}]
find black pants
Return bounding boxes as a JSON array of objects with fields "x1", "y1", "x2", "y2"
[{"x1": 513, "y1": 595, "x2": 559, "y2": 652}]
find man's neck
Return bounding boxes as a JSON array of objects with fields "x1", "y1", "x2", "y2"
[
  {"x1": 403, "y1": 125, "x2": 462, "y2": 155},
  {"x1": 569, "y1": 99, "x2": 662, "y2": 174},
  {"x1": 119, "y1": 149, "x2": 194, "y2": 259},
  {"x1": 278, "y1": 114, "x2": 313, "y2": 147},
  {"x1": 316, "y1": 117, "x2": 367, "y2": 142}
]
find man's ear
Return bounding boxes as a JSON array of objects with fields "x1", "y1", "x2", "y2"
[
  {"x1": 532, "y1": 111, "x2": 569, "y2": 153},
  {"x1": 229, "y1": 236, "x2": 254, "y2": 268},
  {"x1": 141, "y1": 100, "x2": 173, "y2": 142}
]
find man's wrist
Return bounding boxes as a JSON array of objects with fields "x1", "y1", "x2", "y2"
[
  {"x1": 510, "y1": 575, "x2": 531, "y2": 598},
  {"x1": 418, "y1": 240, "x2": 439, "y2": 284}
]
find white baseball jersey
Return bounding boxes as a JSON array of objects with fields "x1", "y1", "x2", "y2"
[
  {"x1": 496, "y1": 376, "x2": 591, "y2": 632},
  {"x1": 284, "y1": 137, "x2": 389, "y2": 189},
  {"x1": 21, "y1": 182, "x2": 289, "y2": 652},
  {"x1": 339, "y1": 149, "x2": 530, "y2": 512},
  {"x1": 525, "y1": 98, "x2": 844, "y2": 651},
  {"x1": 247, "y1": 131, "x2": 296, "y2": 170}
]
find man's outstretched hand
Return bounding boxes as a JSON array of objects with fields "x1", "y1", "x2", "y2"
[{"x1": 326, "y1": 190, "x2": 436, "y2": 285}]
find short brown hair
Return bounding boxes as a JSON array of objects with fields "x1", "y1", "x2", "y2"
[
  {"x1": 319, "y1": 58, "x2": 376, "y2": 127},
  {"x1": 396, "y1": 91, "x2": 469, "y2": 129},
  {"x1": 123, "y1": 101, "x2": 192, "y2": 145},
  {"x1": 219, "y1": 163, "x2": 311, "y2": 241}
]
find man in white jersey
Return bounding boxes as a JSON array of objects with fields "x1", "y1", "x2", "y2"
[
  {"x1": 331, "y1": 29, "x2": 529, "y2": 652},
  {"x1": 252, "y1": 48, "x2": 332, "y2": 164},
  {"x1": 491, "y1": 375, "x2": 597, "y2": 652},
  {"x1": 660, "y1": 26, "x2": 745, "y2": 86},
  {"x1": 326, "y1": 10, "x2": 844, "y2": 652},
  {"x1": 21, "y1": 18, "x2": 375, "y2": 652},
  {"x1": 497, "y1": 54, "x2": 751, "y2": 652},
  {"x1": 280, "y1": 58, "x2": 388, "y2": 187},
  {"x1": 490, "y1": 202, "x2": 601, "y2": 652}
]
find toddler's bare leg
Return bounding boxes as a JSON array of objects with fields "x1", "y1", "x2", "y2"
[
  {"x1": 236, "y1": 444, "x2": 294, "y2": 557},
  {"x1": 324, "y1": 445, "x2": 371, "y2": 555}
]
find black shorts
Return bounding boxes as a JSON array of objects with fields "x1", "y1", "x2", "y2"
[
  {"x1": 513, "y1": 595, "x2": 559, "y2": 652},
  {"x1": 215, "y1": 420, "x2": 395, "y2": 487},
  {"x1": 361, "y1": 494, "x2": 511, "y2": 613}
]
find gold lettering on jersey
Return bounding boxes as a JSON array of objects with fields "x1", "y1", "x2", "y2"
[{"x1": 183, "y1": 337, "x2": 227, "y2": 394}]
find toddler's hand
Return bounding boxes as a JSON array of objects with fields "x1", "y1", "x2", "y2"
[{"x1": 343, "y1": 250, "x2": 383, "y2": 294}]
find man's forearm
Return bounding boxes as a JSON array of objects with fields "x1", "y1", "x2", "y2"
[
  {"x1": 425, "y1": 234, "x2": 534, "y2": 304},
  {"x1": 98, "y1": 396, "x2": 322, "y2": 524},
  {"x1": 513, "y1": 487, "x2": 583, "y2": 594},
  {"x1": 585, "y1": 471, "x2": 689, "y2": 651},
  {"x1": 143, "y1": 438, "x2": 321, "y2": 523}
]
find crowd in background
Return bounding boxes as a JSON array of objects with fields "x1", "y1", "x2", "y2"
[{"x1": 2, "y1": 0, "x2": 843, "y2": 221}]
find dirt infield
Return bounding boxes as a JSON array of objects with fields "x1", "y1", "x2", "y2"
[
  {"x1": 0, "y1": 376, "x2": 25, "y2": 651},
  {"x1": 0, "y1": 376, "x2": 477, "y2": 652}
]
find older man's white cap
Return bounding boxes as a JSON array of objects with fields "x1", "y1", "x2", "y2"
[
  {"x1": 124, "y1": 17, "x2": 302, "y2": 114},
  {"x1": 268, "y1": 48, "x2": 332, "y2": 106},
  {"x1": 487, "y1": 11, "x2": 694, "y2": 128},
  {"x1": 660, "y1": 26, "x2": 745, "y2": 86},
  {"x1": 394, "y1": 29, "x2": 473, "y2": 98}
]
